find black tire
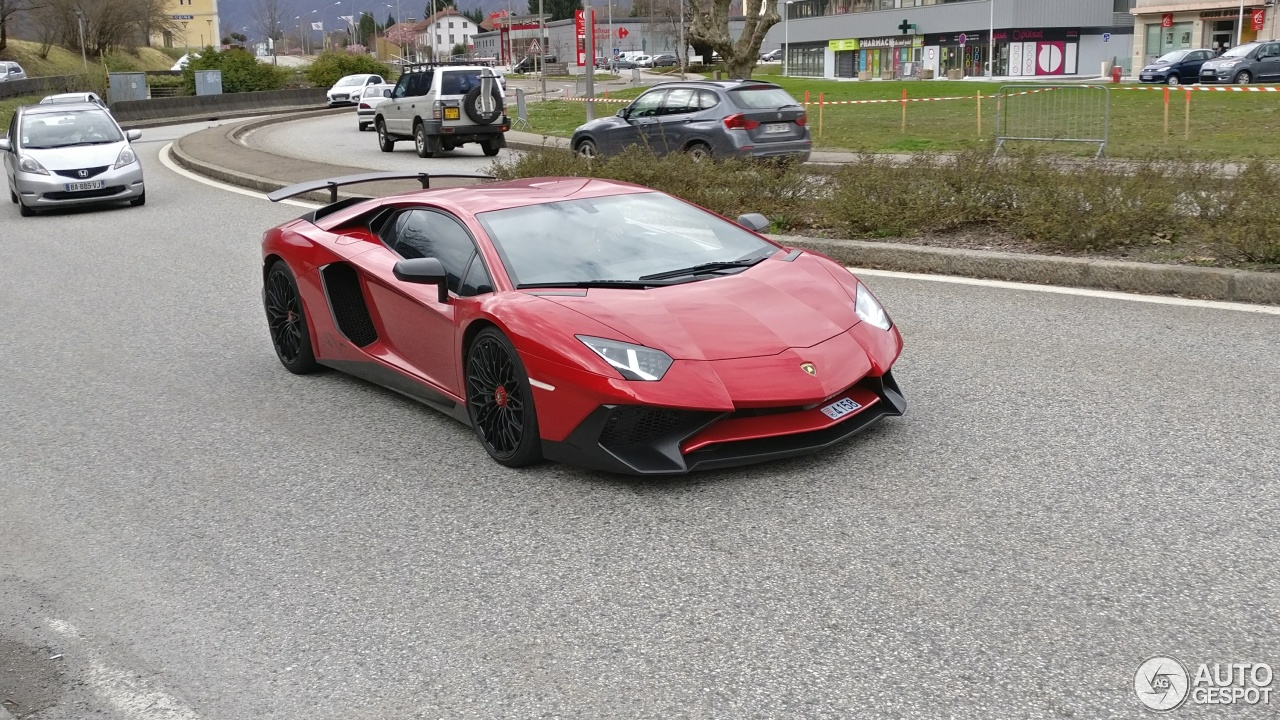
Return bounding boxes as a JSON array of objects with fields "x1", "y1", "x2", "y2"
[
  {"x1": 685, "y1": 141, "x2": 713, "y2": 161},
  {"x1": 130, "y1": 192, "x2": 146, "y2": 207},
  {"x1": 1235, "y1": 71, "x2": 1252, "y2": 85},
  {"x1": 462, "y1": 84, "x2": 505, "y2": 125},
  {"x1": 1165, "y1": 74, "x2": 1180, "y2": 86},
  {"x1": 264, "y1": 260, "x2": 319, "y2": 374},
  {"x1": 376, "y1": 119, "x2": 395, "y2": 152},
  {"x1": 9, "y1": 188, "x2": 16, "y2": 204},
  {"x1": 482, "y1": 139, "x2": 501, "y2": 157},
  {"x1": 358, "y1": 122, "x2": 369, "y2": 131},
  {"x1": 414, "y1": 122, "x2": 435, "y2": 158},
  {"x1": 18, "y1": 199, "x2": 34, "y2": 217},
  {"x1": 575, "y1": 138, "x2": 599, "y2": 159},
  {"x1": 465, "y1": 327, "x2": 541, "y2": 468}
]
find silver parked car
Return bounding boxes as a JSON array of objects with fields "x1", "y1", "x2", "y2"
[
  {"x1": 356, "y1": 83, "x2": 395, "y2": 131},
  {"x1": 570, "y1": 80, "x2": 811, "y2": 162},
  {"x1": 0, "y1": 61, "x2": 27, "y2": 81},
  {"x1": 2, "y1": 103, "x2": 145, "y2": 216},
  {"x1": 40, "y1": 92, "x2": 108, "y2": 109}
]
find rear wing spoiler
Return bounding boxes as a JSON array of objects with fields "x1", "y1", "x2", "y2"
[{"x1": 266, "y1": 171, "x2": 496, "y2": 204}]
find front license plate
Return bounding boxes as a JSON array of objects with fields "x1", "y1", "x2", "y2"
[
  {"x1": 444, "y1": 107, "x2": 460, "y2": 120},
  {"x1": 763, "y1": 122, "x2": 789, "y2": 134},
  {"x1": 64, "y1": 180, "x2": 104, "y2": 192},
  {"x1": 1140, "y1": 75, "x2": 1153, "y2": 80},
  {"x1": 820, "y1": 397, "x2": 862, "y2": 420}
]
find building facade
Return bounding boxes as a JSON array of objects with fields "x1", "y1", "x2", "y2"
[
  {"x1": 416, "y1": 9, "x2": 481, "y2": 58},
  {"x1": 152, "y1": 0, "x2": 221, "y2": 52},
  {"x1": 474, "y1": 16, "x2": 691, "y2": 67},
  {"x1": 769, "y1": 0, "x2": 1138, "y2": 79},
  {"x1": 1130, "y1": 0, "x2": 1276, "y2": 68}
]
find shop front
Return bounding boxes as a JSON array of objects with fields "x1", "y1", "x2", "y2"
[
  {"x1": 1132, "y1": 6, "x2": 1266, "y2": 68},
  {"x1": 829, "y1": 37, "x2": 859, "y2": 78},
  {"x1": 856, "y1": 35, "x2": 921, "y2": 79},
  {"x1": 921, "y1": 31, "x2": 989, "y2": 78},
  {"x1": 992, "y1": 27, "x2": 1080, "y2": 76}
]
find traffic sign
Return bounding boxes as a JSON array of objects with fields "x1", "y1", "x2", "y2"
[
  {"x1": 958, "y1": 33, "x2": 967, "y2": 46},
  {"x1": 613, "y1": 47, "x2": 619, "y2": 55},
  {"x1": 529, "y1": 40, "x2": 541, "y2": 54},
  {"x1": 1102, "y1": 32, "x2": 1111, "y2": 43}
]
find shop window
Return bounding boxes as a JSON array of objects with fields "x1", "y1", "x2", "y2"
[{"x1": 785, "y1": 45, "x2": 825, "y2": 77}]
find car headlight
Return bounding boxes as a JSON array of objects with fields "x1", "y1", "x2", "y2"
[
  {"x1": 1155, "y1": 66, "x2": 1171, "y2": 72},
  {"x1": 1220, "y1": 60, "x2": 1241, "y2": 67},
  {"x1": 577, "y1": 335, "x2": 673, "y2": 381},
  {"x1": 18, "y1": 155, "x2": 48, "y2": 175},
  {"x1": 113, "y1": 146, "x2": 137, "y2": 169},
  {"x1": 855, "y1": 283, "x2": 892, "y2": 331}
]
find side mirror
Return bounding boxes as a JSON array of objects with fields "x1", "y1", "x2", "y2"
[
  {"x1": 0, "y1": 138, "x2": 9, "y2": 152},
  {"x1": 737, "y1": 213, "x2": 770, "y2": 232},
  {"x1": 383, "y1": 89, "x2": 392, "y2": 97},
  {"x1": 125, "y1": 129, "x2": 142, "y2": 141},
  {"x1": 393, "y1": 257, "x2": 449, "y2": 303},
  {"x1": 617, "y1": 107, "x2": 630, "y2": 119}
]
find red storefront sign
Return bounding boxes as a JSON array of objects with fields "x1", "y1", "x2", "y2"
[
  {"x1": 1161, "y1": 13, "x2": 1174, "y2": 28},
  {"x1": 574, "y1": 9, "x2": 597, "y2": 66},
  {"x1": 1253, "y1": 9, "x2": 1266, "y2": 31}
]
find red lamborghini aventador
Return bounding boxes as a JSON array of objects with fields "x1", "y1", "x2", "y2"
[{"x1": 262, "y1": 172, "x2": 905, "y2": 475}]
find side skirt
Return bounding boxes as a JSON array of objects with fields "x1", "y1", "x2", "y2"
[{"x1": 321, "y1": 359, "x2": 471, "y2": 425}]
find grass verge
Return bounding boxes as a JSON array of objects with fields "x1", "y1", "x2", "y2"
[
  {"x1": 491, "y1": 147, "x2": 1280, "y2": 269},
  {"x1": 0, "y1": 40, "x2": 174, "y2": 78}
]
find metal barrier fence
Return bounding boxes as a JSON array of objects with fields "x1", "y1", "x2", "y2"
[{"x1": 995, "y1": 84, "x2": 1110, "y2": 158}]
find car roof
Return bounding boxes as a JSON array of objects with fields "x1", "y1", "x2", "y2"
[
  {"x1": 21, "y1": 102, "x2": 107, "y2": 115},
  {"x1": 650, "y1": 79, "x2": 783, "y2": 91},
  {"x1": 44, "y1": 92, "x2": 96, "y2": 100}
]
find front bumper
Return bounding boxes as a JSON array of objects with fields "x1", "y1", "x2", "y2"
[
  {"x1": 327, "y1": 93, "x2": 358, "y2": 105},
  {"x1": 1138, "y1": 71, "x2": 1169, "y2": 82},
  {"x1": 14, "y1": 162, "x2": 145, "y2": 207},
  {"x1": 1199, "y1": 69, "x2": 1239, "y2": 83}
]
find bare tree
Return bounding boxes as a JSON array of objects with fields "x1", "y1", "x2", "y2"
[
  {"x1": 687, "y1": 0, "x2": 777, "y2": 78},
  {"x1": 30, "y1": 3, "x2": 62, "y2": 58},
  {"x1": 250, "y1": 0, "x2": 292, "y2": 62},
  {"x1": 0, "y1": 0, "x2": 35, "y2": 52}
]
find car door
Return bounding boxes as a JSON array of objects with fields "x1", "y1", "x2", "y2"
[
  {"x1": 1182, "y1": 50, "x2": 1211, "y2": 80},
  {"x1": 1258, "y1": 43, "x2": 1280, "y2": 81},
  {"x1": 388, "y1": 71, "x2": 431, "y2": 135},
  {"x1": 355, "y1": 208, "x2": 486, "y2": 397},
  {"x1": 607, "y1": 89, "x2": 665, "y2": 154},
  {"x1": 650, "y1": 87, "x2": 699, "y2": 154}
]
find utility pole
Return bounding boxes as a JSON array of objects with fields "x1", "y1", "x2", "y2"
[
  {"x1": 988, "y1": 0, "x2": 994, "y2": 76},
  {"x1": 77, "y1": 11, "x2": 89, "y2": 70},
  {"x1": 585, "y1": 0, "x2": 595, "y2": 121},
  {"x1": 539, "y1": 0, "x2": 547, "y2": 97},
  {"x1": 678, "y1": 0, "x2": 685, "y2": 79}
]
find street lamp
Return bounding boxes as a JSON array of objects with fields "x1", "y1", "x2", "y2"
[{"x1": 783, "y1": 0, "x2": 795, "y2": 77}]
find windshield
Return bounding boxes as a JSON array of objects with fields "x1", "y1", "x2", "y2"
[
  {"x1": 20, "y1": 110, "x2": 123, "y2": 149},
  {"x1": 336, "y1": 76, "x2": 366, "y2": 86},
  {"x1": 730, "y1": 86, "x2": 800, "y2": 109},
  {"x1": 1222, "y1": 44, "x2": 1255, "y2": 58},
  {"x1": 478, "y1": 192, "x2": 776, "y2": 287},
  {"x1": 1155, "y1": 50, "x2": 1189, "y2": 63}
]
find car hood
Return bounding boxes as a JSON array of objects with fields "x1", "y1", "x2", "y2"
[
  {"x1": 576, "y1": 115, "x2": 630, "y2": 134},
  {"x1": 539, "y1": 255, "x2": 861, "y2": 361},
  {"x1": 22, "y1": 141, "x2": 126, "y2": 170},
  {"x1": 1201, "y1": 57, "x2": 1242, "y2": 68}
]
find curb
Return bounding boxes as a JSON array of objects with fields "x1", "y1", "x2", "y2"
[
  {"x1": 170, "y1": 114, "x2": 1280, "y2": 307},
  {"x1": 779, "y1": 236, "x2": 1280, "y2": 305}
]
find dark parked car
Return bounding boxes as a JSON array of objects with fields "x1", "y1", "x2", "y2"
[
  {"x1": 570, "y1": 80, "x2": 811, "y2": 162},
  {"x1": 760, "y1": 49, "x2": 783, "y2": 62},
  {"x1": 649, "y1": 53, "x2": 678, "y2": 67},
  {"x1": 1138, "y1": 48, "x2": 1214, "y2": 85},
  {"x1": 512, "y1": 54, "x2": 557, "y2": 74},
  {"x1": 1199, "y1": 41, "x2": 1280, "y2": 84}
]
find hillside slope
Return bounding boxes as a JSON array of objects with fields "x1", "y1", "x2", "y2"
[{"x1": 0, "y1": 40, "x2": 175, "y2": 78}]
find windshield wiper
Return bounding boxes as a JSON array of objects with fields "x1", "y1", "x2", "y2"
[
  {"x1": 518, "y1": 279, "x2": 675, "y2": 290},
  {"x1": 65, "y1": 140, "x2": 117, "y2": 146},
  {"x1": 637, "y1": 254, "x2": 771, "y2": 282}
]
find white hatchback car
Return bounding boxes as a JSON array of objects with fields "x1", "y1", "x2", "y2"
[
  {"x1": 356, "y1": 83, "x2": 395, "y2": 131},
  {"x1": 2, "y1": 103, "x2": 145, "y2": 216},
  {"x1": 327, "y1": 74, "x2": 386, "y2": 106}
]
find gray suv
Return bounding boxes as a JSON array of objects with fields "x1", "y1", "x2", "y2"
[
  {"x1": 1199, "y1": 41, "x2": 1280, "y2": 84},
  {"x1": 374, "y1": 63, "x2": 509, "y2": 158},
  {"x1": 570, "y1": 80, "x2": 811, "y2": 162}
]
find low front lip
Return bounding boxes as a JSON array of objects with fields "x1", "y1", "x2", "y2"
[{"x1": 14, "y1": 163, "x2": 145, "y2": 204}]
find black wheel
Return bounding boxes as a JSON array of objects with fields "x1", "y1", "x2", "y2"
[
  {"x1": 575, "y1": 138, "x2": 598, "y2": 159},
  {"x1": 1165, "y1": 74, "x2": 1180, "y2": 86},
  {"x1": 414, "y1": 122, "x2": 435, "y2": 158},
  {"x1": 18, "y1": 199, "x2": 34, "y2": 217},
  {"x1": 358, "y1": 122, "x2": 369, "y2": 131},
  {"x1": 1235, "y1": 70, "x2": 1252, "y2": 85},
  {"x1": 482, "y1": 139, "x2": 501, "y2": 157},
  {"x1": 462, "y1": 83, "x2": 505, "y2": 125},
  {"x1": 376, "y1": 119, "x2": 395, "y2": 152},
  {"x1": 130, "y1": 192, "x2": 145, "y2": 207},
  {"x1": 465, "y1": 328, "x2": 541, "y2": 467},
  {"x1": 685, "y1": 142, "x2": 712, "y2": 161},
  {"x1": 8, "y1": 188, "x2": 15, "y2": 204},
  {"x1": 264, "y1": 261, "x2": 319, "y2": 374}
]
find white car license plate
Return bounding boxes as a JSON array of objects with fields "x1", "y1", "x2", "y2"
[
  {"x1": 763, "y1": 122, "x2": 790, "y2": 135},
  {"x1": 820, "y1": 397, "x2": 862, "y2": 420},
  {"x1": 64, "y1": 180, "x2": 105, "y2": 192}
]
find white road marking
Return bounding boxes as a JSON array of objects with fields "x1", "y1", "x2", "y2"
[
  {"x1": 528, "y1": 378, "x2": 556, "y2": 391},
  {"x1": 849, "y1": 267, "x2": 1280, "y2": 316},
  {"x1": 45, "y1": 618, "x2": 201, "y2": 720},
  {"x1": 158, "y1": 143, "x2": 319, "y2": 209}
]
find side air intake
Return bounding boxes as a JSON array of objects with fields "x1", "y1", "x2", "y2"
[{"x1": 320, "y1": 263, "x2": 378, "y2": 347}]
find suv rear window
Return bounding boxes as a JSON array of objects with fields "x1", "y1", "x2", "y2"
[
  {"x1": 441, "y1": 70, "x2": 483, "y2": 95},
  {"x1": 729, "y1": 86, "x2": 799, "y2": 109}
]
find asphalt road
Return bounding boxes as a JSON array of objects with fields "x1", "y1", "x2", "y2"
[
  {"x1": 1, "y1": 123, "x2": 1279, "y2": 720},
  {"x1": 243, "y1": 111, "x2": 521, "y2": 173}
]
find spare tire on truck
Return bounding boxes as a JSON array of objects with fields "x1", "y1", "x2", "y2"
[{"x1": 463, "y1": 83, "x2": 505, "y2": 125}]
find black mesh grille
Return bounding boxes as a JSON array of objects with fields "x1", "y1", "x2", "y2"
[
  {"x1": 321, "y1": 263, "x2": 378, "y2": 347},
  {"x1": 54, "y1": 166, "x2": 109, "y2": 180},
  {"x1": 599, "y1": 407, "x2": 706, "y2": 448}
]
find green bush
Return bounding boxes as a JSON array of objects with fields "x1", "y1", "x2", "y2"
[
  {"x1": 305, "y1": 51, "x2": 393, "y2": 89},
  {"x1": 1202, "y1": 160, "x2": 1280, "y2": 265},
  {"x1": 181, "y1": 47, "x2": 288, "y2": 94}
]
